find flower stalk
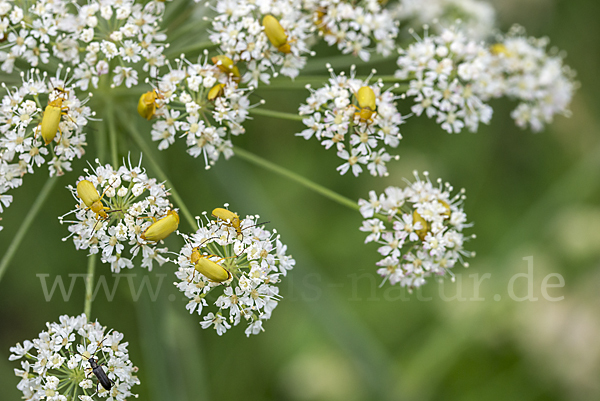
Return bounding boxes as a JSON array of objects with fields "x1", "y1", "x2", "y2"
[
  {"x1": 0, "y1": 177, "x2": 59, "y2": 283},
  {"x1": 233, "y1": 146, "x2": 358, "y2": 211},
  {"x1": 84, "y1": 254, "x2": 96, "y2": 318},
  {"x1": 120, "y1": 111, "x2": 197, "y2": 229}
]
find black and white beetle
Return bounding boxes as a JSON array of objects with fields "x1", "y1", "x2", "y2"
[{"x1": 75, "y1": 331, "x2": 115, "y2": 393}]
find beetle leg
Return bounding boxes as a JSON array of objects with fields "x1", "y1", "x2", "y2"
[{"x1": 188, "y1": 268, "x2": 197, "y2": 283}]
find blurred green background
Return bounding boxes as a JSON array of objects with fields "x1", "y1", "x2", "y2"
[{"x1": 1, "y1": 0, "x2": 600, "y2": 399}]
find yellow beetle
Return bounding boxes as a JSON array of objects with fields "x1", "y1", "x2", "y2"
[
  {"x1": 195, "y1": 256, "x2": 231, "y2": 283},
  {"x1": 190, "y1": 248, "x2": 231, "y2": 282},
  {"x1": 76, "y1": 179, "x2": 111, "y2": 219},
  {"x1": 211, "y1": 55, "x2": 241, "y2": 82},
  {"x1": 208, "y1": 83, "x2": 226, "y2": 101},
  {"x1": 262, "y1": 15, "x2": 292, "y2": 54},
  {"x1": 439, "y1": 200, "x2": 451, "y2": 217},
  {"x1": 412, "y1": 210, "x2": 430, "y2": 241},
  {"x1": 212, "y1": 207, "x2": 242, "y2": 237},
  {"x1": 137, "y1": 89, "x2": 162, "y2": 120},
  {"x1": 141, "y1": 210, "x2": 179, "y2": 242},
  {"x1": 490, "y1": 43, "x2": 510, "y2": 56},
  {"x1": 353, "y1": 86, "x2": 377, "y2": 123},
  {"x1": 40, "y1": 88, "x2": 69, "y2": 145}
]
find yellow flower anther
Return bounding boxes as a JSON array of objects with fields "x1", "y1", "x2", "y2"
[
  {"x1": 40, "y1": 88, "x2": 69, "y2": 145},
  {"x1": 211, "y1": 55, "x2": 241, "y2": 81},
  {"x1": 76, "y1": 179, "x2": 110, "y2": 219},
  {"x1": 262, "y1": 15, "x2": 292, "y2": 54},
  {"x1": 137, "y1": 90, "x2": 162, "y2": 120},
  {"x1": 413, "y1": 210, "x2": 430, "y2": 241},
  {"x1": 208, "y1": 83, "x2": 226, "y2": 101},
  {"x1": 212, "y1": 207, "x2": 242, "y2": 237},
  {"x1": 141, "y1": 210, "x2": 179, "y2": 242},
  {"x1": 354, "y1": 86, "x2": 377, "y2": 123}
]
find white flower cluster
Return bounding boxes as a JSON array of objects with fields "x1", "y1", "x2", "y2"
[
  {"x1": 298, "y1": 66, "x2": 405, "y2": 177},
  {"x1": 149, "y1": 55, "x2": 252, "y2": 168},
  {"x1": 394, "y1": 0, "x2": 496, "y2": 40},
  {"x1": 174, "y1": 208, "x2": 295, "y2": 336},
  {"x1": 0, "y1": 0, "x2": 167, "y2": 89},
  {"x1": 395, "y1": 27, "x2": 494, "y2": 134},
  {"x1": 209, "y1": 0, "x2": 312, "y2": 86},
  {"x1": 489, "y1": 26, "x2": 577, "y2": 132},
  {"x1": 9, "y1": 314, "x2": 140, "y2": 401},
  {"x1": 396, "y1": 26, "x2": 577, "y2": 134},
  {"x1": 359, "y1": 171, "x2": 474, "y2": 289},
  {"x1": 305, "y1": 0, "x2": 398, "y2": 61},
  {"x1": 0, "y1": 70, "x2": 92, "y2": 231},
  {"x1": 60, "y1": 158, "x2": 175, "y2": 273}
]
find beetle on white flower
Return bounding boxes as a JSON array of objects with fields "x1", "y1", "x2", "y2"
[
  {"x1": 174, "y1": 206, "x2": 295, "y2": 336},
  {"x1": 359, "y1": 171, "x2": 475, "y2": 289},
  {"x1": 9, "y1": 314, "x2": 140, "y2": 400},
  {"x1": 298, "y1": 65, "x2": 406, "y2": 177},
  {"x1": 60, "y1": 157, "x2": 177, "y2": 273}
]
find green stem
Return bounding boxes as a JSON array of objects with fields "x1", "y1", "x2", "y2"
[
  {"x1": 249, "y1": 108, "x2": 305, "y2": 122},
  {"x1": 119, "y1": 112, "x2": 196, "y2": 229},
  {"x1": 167, "y1": 41, "x2": 217, "y2": 58},
  {"x1": 257, "y1": 75, "x2": 409, "y2": 90},
  {"x1": 233, "y1": 146, "x2": 359, "y2": 211},
  {"x1": 0, "y1": 176, "x2": 59, "y2": 283},
  {"x1": 84, "y1": 254, "x2": 96, "y2": 319},
  {"x1": 257, "y1": 76, "x2": 330, "y2": 89},
  {"x1": 303, "y1": 53, "x2": 391, "y2": 74},
  {"x1": 377, "y1": 76, "x2": 406, "y2": 83},
  {"x1": 96, "y1": 110, "x2": 108, "y2": 164},
  {"x1": 107, "y1": 102, "x2": 119, "y2": 167},
  {"x1": 109, "y1": 87, "x2": 148, "y2": 96}
]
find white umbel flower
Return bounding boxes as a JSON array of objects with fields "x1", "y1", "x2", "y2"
[
  {"x1": 489, "y1": 25, "x2": 577, "y2": 132},
  {"x1": 174, "y1": 206, "x2": 295, "y2": 336},
  {"x1": 359, "y1": 171, "x2": 475, "y2": 289},
  {"x1": 60, "y1": 157, "x2": 175, "y2": 272},
  {"x1": 394, "y1": 0, "x2": 496, "y2": 40},
  {"x1": 298, "y1": 65, "x2": 405, "y2": 177},
  {"x1": 396, "y1": 26, "x2": 577, "y2": 134},
  {"x1": 305, "y1": 0, "x2": 399, "y2": 61},
  {"x1": 147, "y1": 54, "x2": 253, "y2": 168},
  {"x1": 9, "y1": 314, "x2": 140, "y2": 400},
  {"x1": 0, "y1": 0, "x2": 167, "y2": 88},
  {"x1": 209, "y1": 0, "x2": 313, "y2": 86},
  {"x1": 395, "y1": 27, "x2": 494, "y2": 134},
  {"x1": 0, "y1": 68, "x2": 92, "y2": 232}
]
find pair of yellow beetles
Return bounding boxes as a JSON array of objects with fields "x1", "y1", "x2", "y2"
[{"x1": 77, "y1": 179, "x2": 241, "y2": 282}]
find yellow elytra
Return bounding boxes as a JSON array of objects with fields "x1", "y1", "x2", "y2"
[
  {"x1": 137, "y1": 90, "x2": 162, "y2": 120},
  {"x1": 41, "y1": 89, "x2": 69, "y2": 145},
  {"x1": 490, "y1": 43, "x2": 510, "y2": 56},
  {"x1": 208, "y1": 83, "x2": 226, "y2": 101},
  {"x1": 439, "y1": 200, "x2": 451, "y2": 217},
  {"x1": 212, "y1": 207, "x2": 242, "y2": 237},
  {"x1": 192, "y1": 251, "x2": 231, "y2": 283},
  {"x1": 262, "y1": 15, "x2": 292, "y2": 54},
  {"x1": 190, "y1": 249, "x2": 231, "y2": 282},
  {"x1": 76, "y1": 179, "x2": 110, "y2": 219},
  {"x1": 412, "y1": 210, "x2": 430, "y2": 241},
  {"x1": 211, "y1": 55, "x2": 241, "y2": 82},
  {"x1": 354, "y1": 86, "x2": 377, "y2": 123},
  {"x1": 141, "y1": 210, "x2": 180, "y2": 242}
]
